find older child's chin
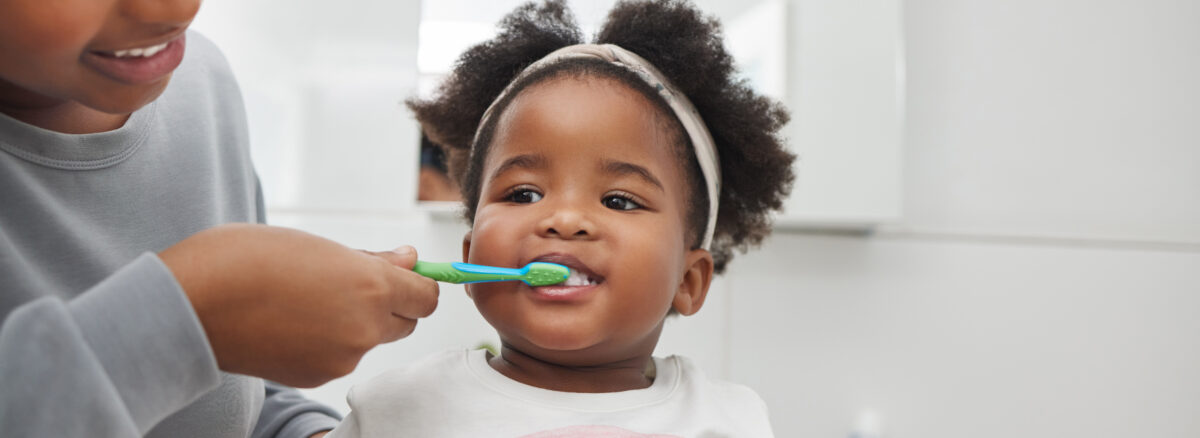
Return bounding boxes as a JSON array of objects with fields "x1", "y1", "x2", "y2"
[{"x1": 83, "y1": 76, "x2": 172, "y2": 115}]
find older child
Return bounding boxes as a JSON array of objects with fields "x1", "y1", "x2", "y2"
[
  {"x1": 328, "y1": 1, "x2": 794, "y2": 436},
  {"x1": 0, "y1": 0, "x2": 438, "y2": 436}
]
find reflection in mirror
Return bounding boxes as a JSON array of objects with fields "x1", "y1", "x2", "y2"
[{"x1": 417, "y1": 132, "x2": 462, "y2": 202}]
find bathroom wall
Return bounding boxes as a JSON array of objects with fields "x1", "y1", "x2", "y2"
[{"x1": 738, "y1": 0, "x2": 1200, "y2": 436}]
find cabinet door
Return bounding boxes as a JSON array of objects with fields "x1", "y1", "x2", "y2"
[{"x1": 730, "y1": 0, "x2": 905, "y2": 229}]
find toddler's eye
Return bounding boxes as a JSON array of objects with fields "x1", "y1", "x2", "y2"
[
  {"x1": 505, "y1": 187, "x2": 543, "y2": 204},
  {"x1": 602, "y1": 194, "x2": 642, "y2": 211}
]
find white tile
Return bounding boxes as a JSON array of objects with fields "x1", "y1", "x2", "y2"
[
  {"x1": 729, "y1": 232, "x2": 1200, "y2": 438},
  {"x1": 903, "y1": 0, "x2": 1200, "y2": 243}
]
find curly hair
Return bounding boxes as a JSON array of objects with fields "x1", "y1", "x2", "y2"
[{"x1": 408, "y1": 0, "x2": 794, "y2": 274}]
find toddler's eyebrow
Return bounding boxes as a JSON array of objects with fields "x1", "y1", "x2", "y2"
[
  {"x1": 602, "y1": 160, "x2": 664, "y2": 192},
  {"x1": 489, "y1": 153, "x2": 547, "y2": 181}
]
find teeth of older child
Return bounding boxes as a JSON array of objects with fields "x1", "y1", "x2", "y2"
[
  {"x1": 562, "y1": 270, "x2": 598, "y2": 287},
  {"x1": 111, "y1": 42, "x2": 169, "y2": 58}
]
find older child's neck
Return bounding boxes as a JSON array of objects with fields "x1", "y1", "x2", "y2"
[
  {"x1": 0, "y1": 79, "x2": 128, "y2": 134},
  {"x1": 489, "y1": 344, "x2": 657, "y2": 393}
]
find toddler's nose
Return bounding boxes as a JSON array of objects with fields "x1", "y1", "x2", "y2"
[{"x1": 537, "y1": 206, "x2": 596, "y2": 241}]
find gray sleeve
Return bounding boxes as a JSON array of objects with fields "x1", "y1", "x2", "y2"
[
  {"x1": 251, "y1": 381, "x2": 342, "y2": 438},
  {"x1": 254, "y1": 173, "x2": 267, "y2": 225},
  {"x1": 0, "y1": 253, "x2": 221, "y2": 436}
]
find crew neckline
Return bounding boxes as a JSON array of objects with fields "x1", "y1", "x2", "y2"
[
  {"x1": 0, "y1": 101, "x2": 157, "y2": 170},
  {"x1": 464, "y1": 348, "x2": 681, "y2": 412}
]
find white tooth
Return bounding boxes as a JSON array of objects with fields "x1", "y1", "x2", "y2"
[
  {"x1": 129, "y1": 48, "x2": 144, "y2": 56},
  {"x1": 146, "y1": 43, "x2": 167, "y2": 56},
  {"x1": 562, "y1": 270, "x2": 591, "y2": 287},
  {"x1": 114, "y1": 50, "x2": 129, "y2": 57}
]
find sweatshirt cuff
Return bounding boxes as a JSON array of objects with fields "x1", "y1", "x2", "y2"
[
  {"x1": 67, "y1": 252, "x2": 221, "y2": 433},
  {"x1": 278, "y1": 412, "x2": 340, "y2": 438}
]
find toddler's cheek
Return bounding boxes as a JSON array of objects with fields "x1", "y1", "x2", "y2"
[{"x1": 468, "y1": 217, "x2": 525, "y2": 260}]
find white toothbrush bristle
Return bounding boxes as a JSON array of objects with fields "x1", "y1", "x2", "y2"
[{"x1": 561, "y1": 269, "x2": 599, "y2": 287}]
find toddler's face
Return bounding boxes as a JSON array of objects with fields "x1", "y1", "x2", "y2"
[
  {"x1": 0, "y1": 0, "x2": 199, "y2": 115},
  {"x1": 464, "y1": 76, "x2": 711, "y2": 366}
]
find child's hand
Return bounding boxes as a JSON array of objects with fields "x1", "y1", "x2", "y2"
[{"x1": 159, "y1": 224, "x2": 439, "y2": 387}]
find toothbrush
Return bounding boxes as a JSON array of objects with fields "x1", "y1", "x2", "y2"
[{"x1": 413, "y1": 261, "x2": 570, "y2": 286}]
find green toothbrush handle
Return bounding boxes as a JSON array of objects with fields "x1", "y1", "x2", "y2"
[{"x1": 412, "y1": 261, "x2": 521, "y2": 284}]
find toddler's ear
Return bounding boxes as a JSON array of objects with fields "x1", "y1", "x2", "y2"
[
  {"x1": 461, "y1": 231, "x2": 473, "y2": 262},
  {"x1": 672, "y1": 249, "x2": 714, "y2": 316},
  {"x1": 462, "y1": 232, "x2": 473, "y2": 298}
]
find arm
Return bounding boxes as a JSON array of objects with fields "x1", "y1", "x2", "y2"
[
  {"x1": 0, "y1": 254, "x2": 221, "y2": 436},
  {"x1": 1, "y1": 224, "x2": 435, "y2": 436},
  {"x1": 247, "y1": 176, "x2": 342, "y2": 438}
]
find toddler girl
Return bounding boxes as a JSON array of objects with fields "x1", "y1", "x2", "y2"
[{"x1": 329, "y1": 0, "x2": 794, "y2": 436}]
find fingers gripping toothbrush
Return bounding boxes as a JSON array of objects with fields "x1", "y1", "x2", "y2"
[{"x1": 413, "y1": 261, "x2": 569, "y2": 286}]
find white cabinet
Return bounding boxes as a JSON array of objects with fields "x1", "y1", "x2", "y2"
[
  {"x1": 696, "y1": 0, "x2": 906, "y2": 229},
  {"x1": 777, "y1": 0, "x2": 905, "y2": 228}
]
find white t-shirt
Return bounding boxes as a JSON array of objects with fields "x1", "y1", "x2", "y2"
[{"x1": 327, "y1": 349, "x2": 774, "y2": 438}]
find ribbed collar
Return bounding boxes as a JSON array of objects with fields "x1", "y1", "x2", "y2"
[
  {"x1": 464, "y1": 348, "x2": 681, "y2": 412},
  {"x1": 0, "y1": 101, "x2": 157, "y2": 170}
]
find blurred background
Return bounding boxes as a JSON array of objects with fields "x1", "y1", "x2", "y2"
[{"x1": 191, "y1": 0, "x2": 1200, "y2": 437}]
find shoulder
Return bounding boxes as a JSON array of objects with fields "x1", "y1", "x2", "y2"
[
  {"x1": 175, "y1": 31, "x2": 237, "y2": 86},
  {"x1": 666, "y1": 355, "x2": 763, "y2": 403},
  {"x1": 347, "y1": 349, "x2": 470, "y2": 408},
  {"x1": 661, "y1": 355, "x2": 775, "y2": 435},
  {"x1": 156, "y1": 31, "x2": 243, "y2": 116},
  {"x1": 340, "y1": 349, "x2": 482, "y2": 436},
  {"x1": 151, "y1": 30, "x2": 251, "y2": 158}
]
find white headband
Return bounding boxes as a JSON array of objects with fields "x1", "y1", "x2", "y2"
[{"x1": 473, "y1": 44, "x2": 722, "y2": 250}]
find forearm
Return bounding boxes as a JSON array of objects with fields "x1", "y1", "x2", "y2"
[{"x1": 0, "y1": 253, "x2": 221, "y2": 435}]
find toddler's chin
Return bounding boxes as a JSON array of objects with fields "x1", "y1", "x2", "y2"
[
  {"x1": 523, "y1": 329, "x2": 604, "y2": 354},
  {"x1": 498, "y1": 326, "x2": 608, "y2": 361}
]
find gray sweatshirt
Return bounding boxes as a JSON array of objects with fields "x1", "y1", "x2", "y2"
[{"x1": 0, "y1": 32, "x2": 340, "y2": 437}]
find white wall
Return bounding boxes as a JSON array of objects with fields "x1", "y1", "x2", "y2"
[
  {"x1": 736, "y1": 0, "x2": 1200, "y2": 437},
  {"x1": 192, "y1": 0, "x2": 422, "y2": 212},
  {"x1": 734, "y1": 235, "x2": 1200, "y2": 437}
]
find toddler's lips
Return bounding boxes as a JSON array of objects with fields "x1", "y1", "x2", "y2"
[{"x1": 83, "y1": 34, "x2": 186, "y2": 85}]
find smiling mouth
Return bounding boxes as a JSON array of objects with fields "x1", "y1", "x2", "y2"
[
  {"x1": 82, "y1": 34, "x2": 187, "y2": 85},
  {"x1": 95, "y1": 41, "x2": 171, "y2": 58}
]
